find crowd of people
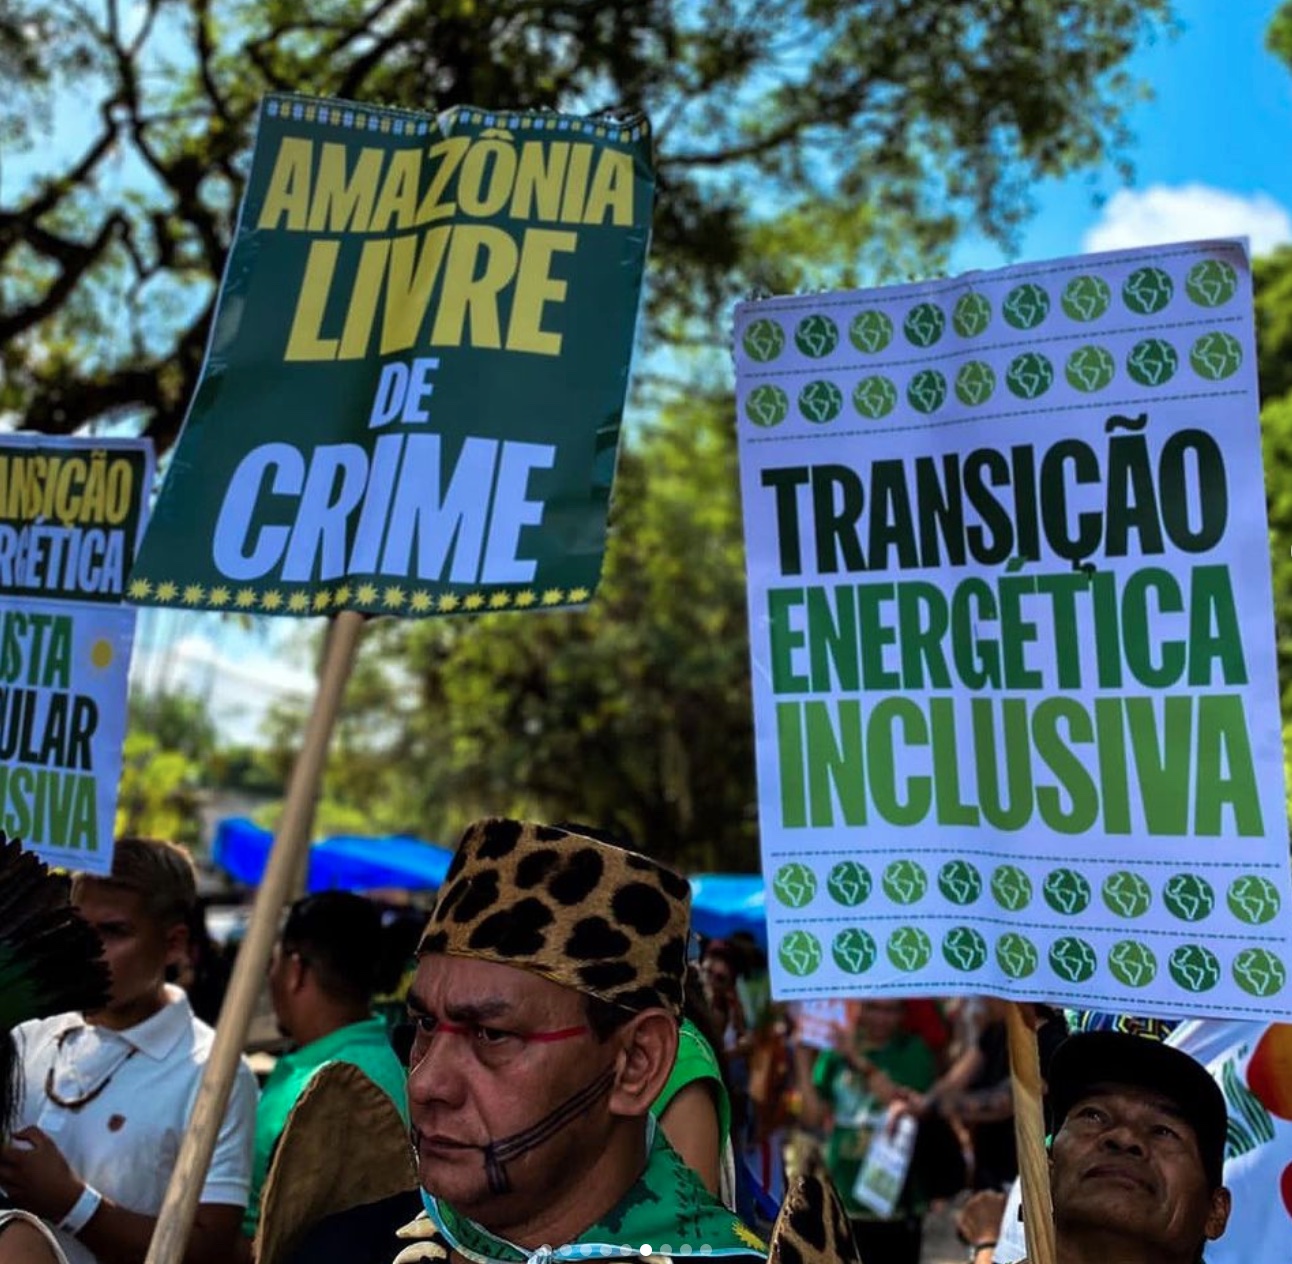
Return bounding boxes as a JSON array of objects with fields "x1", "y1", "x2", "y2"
[{"x1": 0, "y1": 822, "x2": 1261, "y2": 1264}]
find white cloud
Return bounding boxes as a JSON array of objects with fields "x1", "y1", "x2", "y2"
[{"x1": 1082, "y1": 184, "x2": 1292, "y2": 257}]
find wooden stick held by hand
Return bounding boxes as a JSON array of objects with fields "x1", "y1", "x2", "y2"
[
  {"x1": 1006, "y1": 1001, "x2": 1056, "y2": 1264},
  {"x1": 144, "y1": 611, "x2": 366, "y2": 1264}
]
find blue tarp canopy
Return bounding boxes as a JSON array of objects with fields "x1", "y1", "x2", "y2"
[
  {"x1": 687, "y1": 873, "x2": 768, "y2": 947},
  {"x1": 212, "y1": 818, "x2": 768, "y2": 945},
  {"x1": 212, "y1": 818, "x2": 455, "y2": 893}
]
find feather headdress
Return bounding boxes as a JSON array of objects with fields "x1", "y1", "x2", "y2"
[{"x1": 0, "y1": 831, "x2": 110, "y2": 1137}]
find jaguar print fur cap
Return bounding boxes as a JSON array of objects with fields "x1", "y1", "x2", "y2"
[
  {"x1": 418, "y1": 818, "x2": 692, "y2": 1017},
  {"x1": 767, "y1": 1157, "x2": 863, "y2": 1264}
]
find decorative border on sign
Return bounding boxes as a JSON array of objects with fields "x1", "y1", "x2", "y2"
[
  {"x1": 735, "y1": 252, "x2": 1248, "y2": 431},
  {"x1": 125, "y1": 579, "x2": 592, "y2": 615},
  {"x1": 263, "y1": 95, "x2": 651, "y2": 145}
]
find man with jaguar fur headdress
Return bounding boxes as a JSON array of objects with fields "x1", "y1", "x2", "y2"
[
  {"x1": 265, "y1": 818, "x2": 862, "y2": 1264},
  {"x1": 390, "y1": 817, "x2": 768, "y2": 1264}
]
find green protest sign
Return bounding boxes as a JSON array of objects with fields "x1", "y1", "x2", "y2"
[
  {"x1": 130, "y1": 94, "x2": 654, "y2": 616},
  {"x1": 0, "y1": 436, "x2": 153, "y2": 875},
  {"x1": 736, "y1": 242, "x2": 1292, "y2": 1018}
]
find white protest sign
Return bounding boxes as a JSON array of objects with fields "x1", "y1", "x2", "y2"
[
  {"x1": 0, "y1": 435, "x2": 153, "y2": 874},
  {"x1": 735, "y1": 240, "x2": 1292, "y2": 1019}
]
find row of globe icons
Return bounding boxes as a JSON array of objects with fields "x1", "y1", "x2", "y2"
[
  {"x1": 740, "y1": 259, "x2": 1242, "y2": 364},
  {"x1": 770, "y1": 859, "x2": 1283, "y2": 925},
  {"x1": 774, "y1": 924, "x2": 1286, "y2": 998},
  {"x1": 742, "y1": 333, "x2": 1243, "y2": 427}
]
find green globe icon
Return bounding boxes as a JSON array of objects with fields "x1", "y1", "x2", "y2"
[
  {"x1": 1162, "y1": 873, "x2": 1216, "y2": 923},
  {"x1": 1002, "y1": 282, "x2": 1051, "y2": 330},
  {"x1": 1065, "y1": 344, "x2": 1116, "y2": 392},
  {"x1": 1169, "y1": 944, "x2": 1221, "y2": 993},
  {"x1": 826, "y1": 861, "x2": 872, "y2": 907},
  {"x1": 903, "y1": 302, "x2": 946, "y2": 348},
  {"x1": 1005, "y1": 352, "x2": 1054, "y2": 399},
  {"x1": 794, "y1": 314, "x2": 839, "y2": 358},
  {"x1": 938, "y1": 860, "x2": 983, "y2": 906},
  {"x1": 1043, "y1": 868, "x2": 1092, "y2": 916},
  {"x1": 1186, "y1": 259, "x2": 1239, "y2": 308},
  {"x1": 832, "y1": 927, "x2": 877, "y2": 975},
  {"x1": 1227, "y1": 874, "x2": 1282, "y2": 925},
  {"x1": 1061, "y1": 274, "x2": 1112, "y2": 322},
  {"x1": 745, "y1": 384, "x2": 789, "y2": 427},
  {"x1": 955, "y1": 361, "x2": 996, "y2": 406},
  {"x1": 953, "y1": 293, "x2": 992, "y2": 338},
  {"x1": 906, "y1": 369, "x2": 947, "y2": 414},
  {"x1": 742, "y1": 318, "x2": 786, "y2": 363},
  {"x1": 1190, "y1": 331, "x2": 1243, "y2": 381},
  {"x1": 990, "y1": 864, "x2": 1033, "y2": 911},
  {"x1": 1102, "y1": 870, "x2": 1153, "y2": 919},
  {"x1": 1126, "y1": 338, "x2": 1179, "y2": 387},
  {"x1": 1232, "y1": 947, "x2": 1288, "y2": 998},
  {"x1": 887, "y1": 926, "x2": 933, "y2": 972},
  {"x1": 853, "y1": 375, "x2": 898, "y2": 419},
  {"x1": 882, "y1": 859, "x2": 929, "y2": 906},
  {"x1": 778, "y1": 930, "x2": 823, "y2": 978},
  {"x1": 772, "y1": 862, "x2": 818, "y2": 909},
  {"x1": 1123, "y1": 266, "x2": 1175, "y2": 315},
  {"x1": 1049, "y1": 936, "x2": 1098, "y2": 984},
  {"x1": 943, "y1": 926, "x2": 988, "y2": 972},
  {"x1": 798, "y1": 379, "x2": 844, "y2": 423},
  {"x1": 996, "y1": 932, "x2": 1039, "y2": 979},
  {"x1": 850, "y1": 309, "x2": 894, "y2": 354},
  {"x1": 1108, "y1": 939, "x2": 1157, "y2": 987}
]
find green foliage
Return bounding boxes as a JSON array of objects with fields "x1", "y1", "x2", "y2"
[
  {"x1": 207, "y1": 744, "x2": 283, "y2": 796},
  {"x1": 1255, "y1": 247, "x2": 1292, "y2": 404},
  {"x1": 114, "y1": 731, "x2": 203, "y2": 846},
  {"x1": 1269, "y1": 1, "x2": 1292, "y2": 71},
  {"x1": 3, "y1": 0, "x2": 1174, "y2": 447},
  {"x1": 1256, "y1": 246, "x2": 1292, "y2": 825},
  {"x1": 127, "y1": 690, "x2": 218, "y2": 767},
  {"x1": 251, "y1": 796, "x2": 374, "y2": 839}
]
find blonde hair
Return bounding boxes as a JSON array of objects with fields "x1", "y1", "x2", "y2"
[{"x1": 71, "y1": 836, "x2": 197, "y2": 928}]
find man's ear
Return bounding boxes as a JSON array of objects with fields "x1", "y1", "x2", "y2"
[
  {"x1": 163, "y1": 919, "x2": 191, "y2": 971},
  {"x1": 1204, "y1": 1186, "x2": 1232, "y2": 1241},
  {"x1": 607, "y1": 1010, "x2": 679, "y2": 1118}
]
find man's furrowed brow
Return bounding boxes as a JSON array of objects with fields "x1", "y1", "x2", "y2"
[
  {"x1": 404, "y1": 988, "x2": 514, "y2": 1023},
  {"x1": 445, "y1": 998, "x2": 515, "y2": 1023}
]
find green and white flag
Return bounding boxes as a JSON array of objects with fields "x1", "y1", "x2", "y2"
[
  {"x1": 735, "y1": 240, "x2": 1292, "y2": 1018},
  {"x1": 0, "y1": 435, "x2": 153, "y2": 874},
  {"x1": 130, "y1": 94, "x2": 654, "y2": 617}
]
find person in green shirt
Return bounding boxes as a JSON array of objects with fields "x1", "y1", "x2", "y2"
[
  {"x1": 653, "y1": 1014, "x2": 735, "y2": 1206},
  {"x1": 242, "y1": 892, "x2": 409, "y2": 1239},
  {"x1": 812, "y1": 999, "x2": 935, "y2": 1264}
]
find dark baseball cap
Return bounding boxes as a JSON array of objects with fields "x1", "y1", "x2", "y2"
[{"x1": 1047, "y1": 1031, "x2": 1227, "y2": 1189}]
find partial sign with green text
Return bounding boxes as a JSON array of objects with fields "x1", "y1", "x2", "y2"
[
  {"x1": 130, "y1": 94, "x2": 654, "y2": 617},
  {"x1": 1, "y1": 435, "x2": 153, "y2": 874},
  {"x1": 735, "y1": 241, "x2": 1292, "y2": 1018}
]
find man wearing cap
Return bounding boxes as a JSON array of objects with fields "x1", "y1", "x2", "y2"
[
  {"x1": 386, "y1": 817, "x2": 767, "y2": 1264},
  {"x1": 965, "y1": 1030, "x2": 1231, "y2": 1264}
]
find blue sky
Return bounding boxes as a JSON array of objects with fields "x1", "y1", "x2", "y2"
[
  {"x1": 956, "y1": 0, "x2": 1292, "y2": 269},
  {"x1": 125, "y1": 0, "x2": 1292, "y2": 743}
]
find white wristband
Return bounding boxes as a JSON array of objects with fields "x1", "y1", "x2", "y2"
[{"x1": 58, "y1": 1184, "x2": 103, "y2": 1236}]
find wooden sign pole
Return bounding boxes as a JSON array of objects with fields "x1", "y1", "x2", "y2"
[
  {"x1": 144, "y1": 610, "x2": 366, "y2": 1264},
  {"x1": 1005, "y1": 1001, "x2": 1056, "y2": 1264}
]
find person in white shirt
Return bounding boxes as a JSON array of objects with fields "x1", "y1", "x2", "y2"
[{"x1": 0, "y1": 837, "x2": 258, "y2": 1264}]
